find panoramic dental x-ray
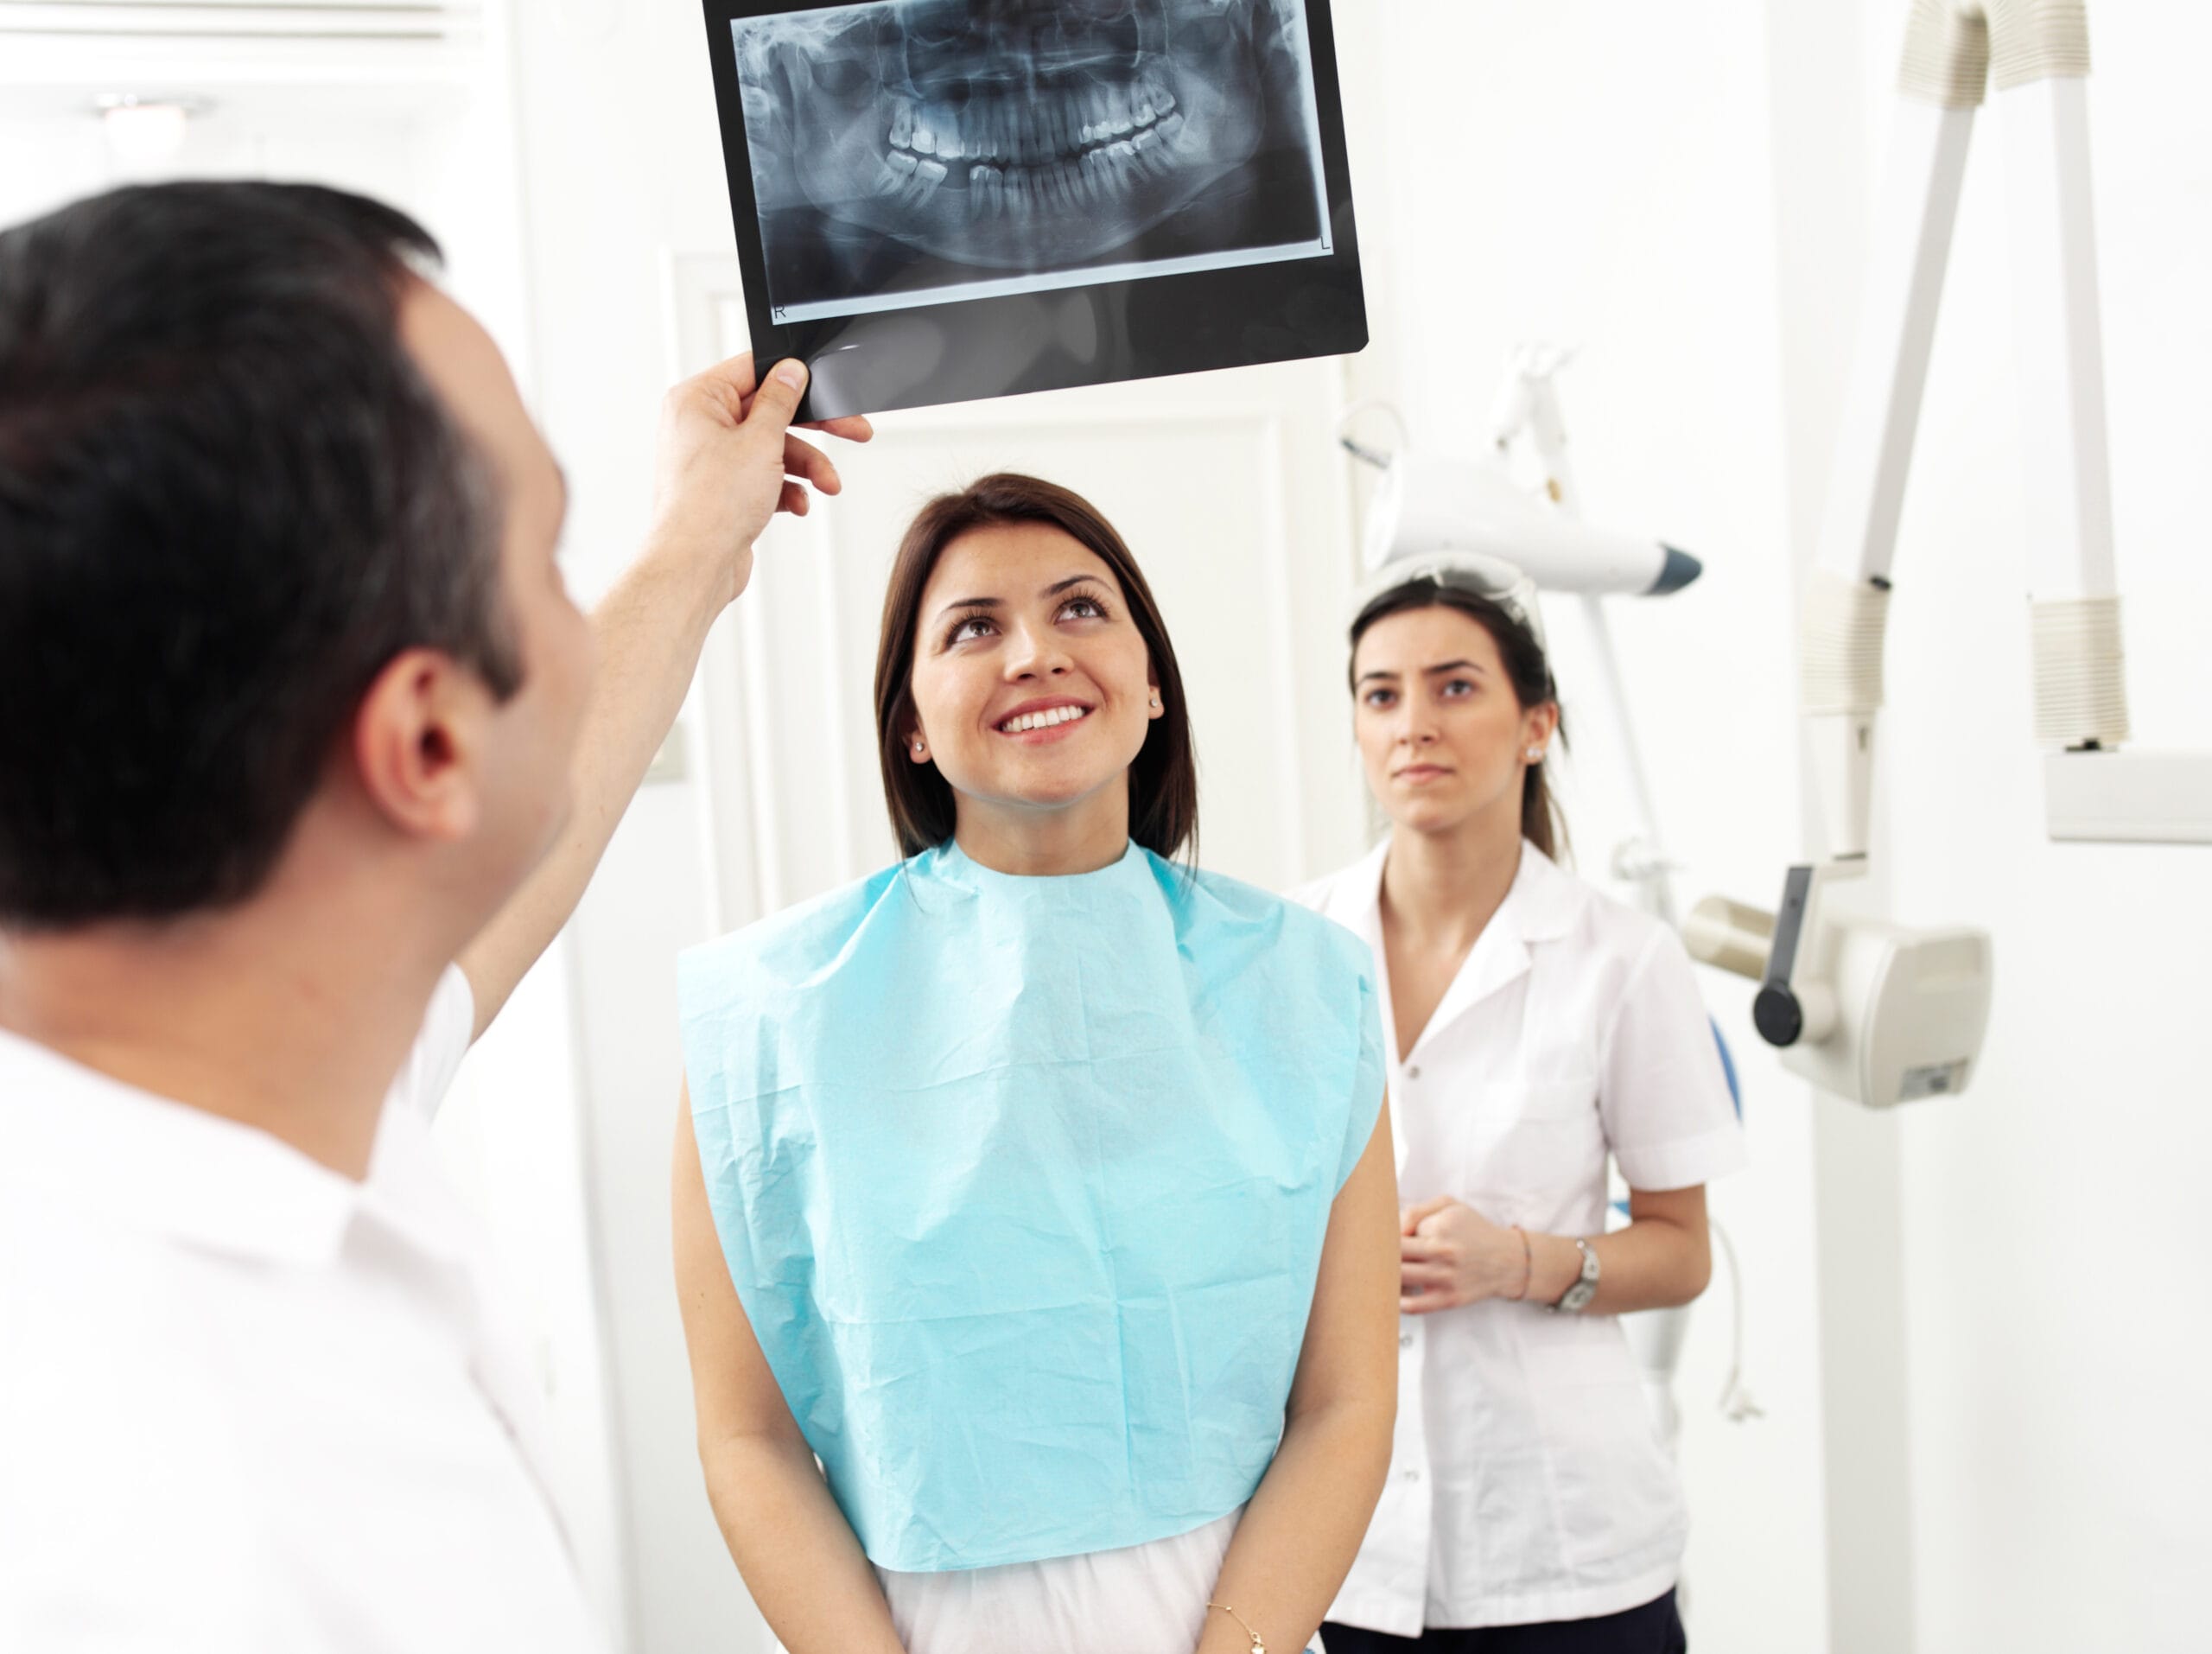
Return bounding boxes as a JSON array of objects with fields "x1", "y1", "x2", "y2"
[
  {"x1": 734, "y1": 0, "x2": 1329, "y2": 315},
  {"x1": 704, "y1": 0, "x2": 1365, "y2": 415}
]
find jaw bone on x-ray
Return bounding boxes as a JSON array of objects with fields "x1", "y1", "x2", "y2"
[
  {"x1": 736, "y1": 0, "x2": 1329, "y2": 315},
  {"x1": 705, "y1": 0, "x2": 1364, "y2": 417}
]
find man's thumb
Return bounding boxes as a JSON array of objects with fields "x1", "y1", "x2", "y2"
[{"x1": 746, "y1": 358, "x2": 809, "y2": 435}]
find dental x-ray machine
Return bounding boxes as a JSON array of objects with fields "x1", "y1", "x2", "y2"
[{"x1": 1687, "y1": 0, "x2": 2211, "y2": 1112}]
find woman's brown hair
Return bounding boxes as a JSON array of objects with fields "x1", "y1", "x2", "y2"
[
  {"x1": 1347, "y1": 578, "x2": 1570, "y2": 862},
  {"x1": 874, "y1": 473, "x2": 1198, "y2": 862}
]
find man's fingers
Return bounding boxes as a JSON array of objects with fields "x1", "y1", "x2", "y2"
[
  {"x1": 776, "y1": 480, "x2": 810, "y2": 518},
  {"x1": 783, "y1": 433, "x2": 841, "y2": 495},
  {"x1": 798, "y1": 413, "x2": 874, "y2": 444},
  {"x1": 741, "y1": 358, "x2": 809, "y2": 443}
]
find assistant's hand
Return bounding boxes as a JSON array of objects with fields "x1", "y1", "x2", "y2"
[
  {"x1": 1397, "y1": 1194, "x2": 1529, "y2": 1314},
  {"x1": 645, "y1": 352, "x2": 874, "y2": 607}
]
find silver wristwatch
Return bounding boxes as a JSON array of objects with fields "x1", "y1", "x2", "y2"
[{"x1": 1549, "y1": 1237, "x2": 1600, "y2": 1314}]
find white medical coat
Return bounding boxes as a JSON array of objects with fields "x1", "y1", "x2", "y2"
[{"x1": 1293, "y1": 839, "x2": 1746, "y2": 1632}]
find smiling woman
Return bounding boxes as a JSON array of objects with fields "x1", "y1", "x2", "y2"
[
  {"x1": 874, "y1": 472, "x2": 1195, "y2": 868},
  {"x1": 670, "y1": 473, "x2": 1400, "y2": 1654}
]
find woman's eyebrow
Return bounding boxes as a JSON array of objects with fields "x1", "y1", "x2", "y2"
[
  {"x1": 1354, "y1": 669, "x2": 1400, "y2": 688},
  {"x1": 1424, "y1": 658, "x2": 1484, "y2": 675},
  {"x1": 936, "y1": 575, "x2": 1109, "y2": 626},
  {"x1": 932, "y1": 595, "x2": 1001, "y2": 624}
]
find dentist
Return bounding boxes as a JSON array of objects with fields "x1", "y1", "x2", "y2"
[{"x1": 0, "y1": 181, "x2": 867, "y2": 1652}]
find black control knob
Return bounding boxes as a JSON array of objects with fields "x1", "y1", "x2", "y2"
[{"x1": 1753, "y1": 983, "x2": 1806, "y2": 1048}]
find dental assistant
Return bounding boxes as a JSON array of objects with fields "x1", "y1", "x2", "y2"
[
  {"x1": 1296, "y1": 557, "x2": 1745, "y2": 1653},
  {"x1": 672, "y1": 474, "x2": 1398, "y2": 1654}
]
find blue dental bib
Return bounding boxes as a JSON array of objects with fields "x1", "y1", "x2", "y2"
[{"x1": 678, "y1": 840, "x2": 1382, "y2": 1572}]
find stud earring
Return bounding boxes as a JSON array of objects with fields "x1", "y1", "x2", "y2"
[
  {"x1": 1526, "y1": 746, "x2": 1543, "y2": 762},
  {"x1": 913, "y1": 741, "x2": 927, "y2": 758},
  {"x1": 1149, "y1": 694, "x2": 1162, "y2": 712}
]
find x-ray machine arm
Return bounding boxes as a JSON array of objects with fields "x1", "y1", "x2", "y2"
[
  {"x1": 1491, "y1": 346, "x2": 1683, "y2": 927},
  {"x1": 1692, "y1": 0, "x2": 2211, "y2": 1110},
  {"x1": 1806, "y1": 0, "x2": 2160, "y2": 862}
]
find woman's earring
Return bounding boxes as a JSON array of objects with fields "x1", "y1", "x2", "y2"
[
  {"x1": 1149, "y1": 694, "x2": 1162, "y2": 713},
  {"x1": 1526, "y1": 746, "x2": 1543, "y2": 762},
  {"x1": 913, "y1": 740, "x2": 928, "y2": 759}
]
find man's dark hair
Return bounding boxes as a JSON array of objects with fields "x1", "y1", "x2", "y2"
[{"x1": 0, "y1": 181, "x2": 522, "y2": 929}]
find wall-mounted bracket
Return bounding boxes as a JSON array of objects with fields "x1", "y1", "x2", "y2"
[{"x1": 2044, "y1": 748, "x2": 2212, "y2": 843}]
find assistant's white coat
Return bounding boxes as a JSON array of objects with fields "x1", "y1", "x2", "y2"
[{"x1": 1294, "y1": 841, "x2": 1745, "y2": 1632}]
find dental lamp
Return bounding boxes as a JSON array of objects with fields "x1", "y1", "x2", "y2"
[
  {"x1": 1686, "y1": 0, "x2": 2212, "y2": 1110},
  {"x1": 1363, "y1": 449, "x2": 1704, "y2": 601}
]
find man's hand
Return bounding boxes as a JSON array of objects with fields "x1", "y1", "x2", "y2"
[
  {"x1": 455, "y1": 353, "x2": 868, "y2": 1040},
  {"x1": 646, "y1": 353, "x2": 874, "y2": 609},
  {"x1": 1397, "y1": 1194, "x2": 1529, "y2": 1314}
]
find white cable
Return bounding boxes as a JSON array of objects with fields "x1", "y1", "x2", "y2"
[{"x1": 1711, "y1": 1218, "x2": 1764, "y2": 1424}]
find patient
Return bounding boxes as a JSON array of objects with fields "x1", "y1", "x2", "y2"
[{"x1": 671, "y1": 474, "x2": 1395, "y2": 1654}]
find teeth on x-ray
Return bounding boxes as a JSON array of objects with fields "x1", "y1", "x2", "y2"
[
  {"x1": 868, "y1": 82, "x2": 1192, "y2": 219},
  {"x1": 728, "y1": 0, "x2": 1330, "y2": 319}
]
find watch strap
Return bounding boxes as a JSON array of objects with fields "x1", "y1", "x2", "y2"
[{"x1": 1549, "y1": 1237, "x2": 1600, "y2": 1314}]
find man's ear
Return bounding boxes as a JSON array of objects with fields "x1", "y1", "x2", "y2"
[{"x1": 351, "y1": 648, "x2": 489, "y2": 841}]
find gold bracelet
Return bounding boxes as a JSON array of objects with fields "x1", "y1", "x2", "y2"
[{"x1": 1206, "y1": 1600, "x2": 1267, "y2": 1654}]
